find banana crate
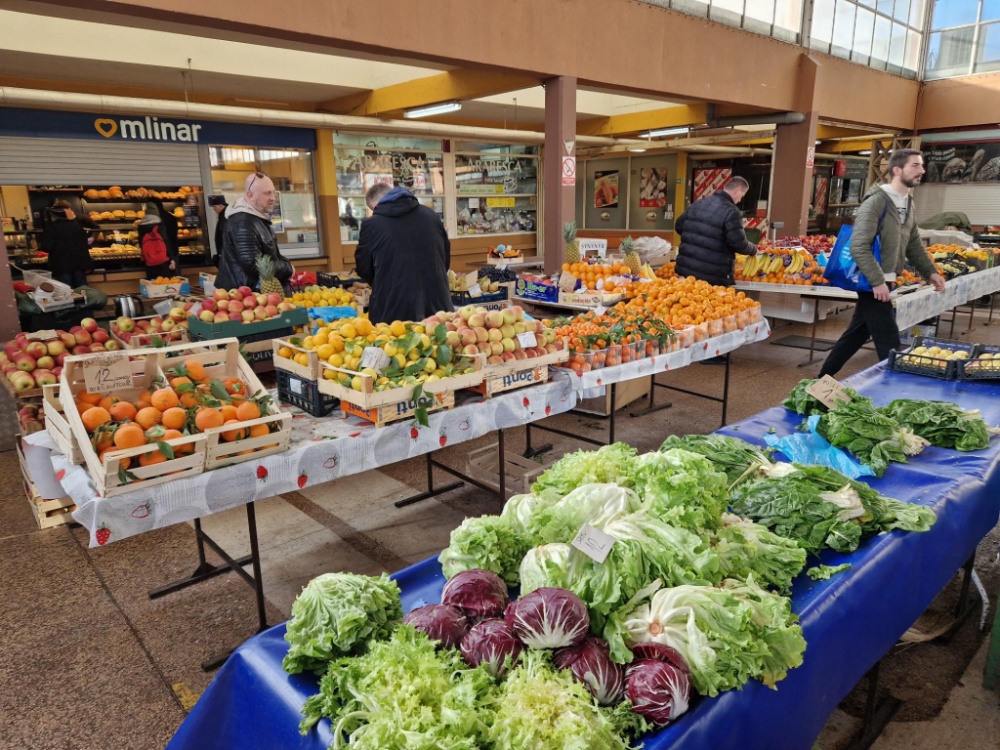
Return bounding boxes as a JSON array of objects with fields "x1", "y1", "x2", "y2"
[
  {"x1": 157, "y1": 338, "x2": 292, "y2": 469},
  {"x1": 59, "y1": 347, "x2": 207, "y2": 498}
]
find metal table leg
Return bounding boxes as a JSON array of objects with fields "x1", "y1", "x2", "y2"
[
  {"x1": 608, "y1": 383, "x2": 617, "y2": 444},
  {"x1": 798, "y1": 298, "x2": 822, "y2": 367},
  {"x1": 985, "y1": 576, "x2": 1000, "y2": 691},
  {"x1": 630, "y1": 374, "x2": 673, "y2": 418},
  {"x1": 987, "y1": 293, "x2": 997, "y2": 326},
  {"x1": 965, "y1": 298, "x2": 977, "y2": 334},
  {"x1": 149, "y1": 517, "x2": 252, "y2": 599},
  {"x1": 395, "y1": 452, "x2": 464, "y2": 508},
  {"x1": 845, "y1": 661, "x2": 902, "y2": 750},
  {"x1": 721, "y1": 353, "x2": 731, "y2": 427},
  {"x1": 523, "y1": 422, "x2": 552, "y2": 460}
]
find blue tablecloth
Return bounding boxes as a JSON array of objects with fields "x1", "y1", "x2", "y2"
[{"x1": 168, "y1": 364, "x2": 1000, "y2": 750}]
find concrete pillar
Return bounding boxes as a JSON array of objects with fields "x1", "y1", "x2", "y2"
[
  {"x1": 314, "y1": 128, "x2": 345, "y2": 272},
  {"x1": 543, "y1": 76, "x2": 577, "y2": 274}
]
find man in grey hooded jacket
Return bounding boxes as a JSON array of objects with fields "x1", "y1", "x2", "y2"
[{"x1": 819, "y1": 149, "x2": 945, "y2": 378}]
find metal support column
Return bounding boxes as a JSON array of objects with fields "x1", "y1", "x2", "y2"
[{"x1": 845, "y1": 661, "x2": 902, "y2": 750}]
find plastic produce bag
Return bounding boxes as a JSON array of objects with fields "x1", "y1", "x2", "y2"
[
  {"x1": 308, "y1": 306, "x2": 358, "y2": 325},
  {"x1": 765, "y1": 416, "x2": 875, "y2": 479}
]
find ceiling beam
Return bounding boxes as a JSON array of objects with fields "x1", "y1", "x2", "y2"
[
  {"x1": 576, "y1": 104, "x2": 707, "y2": 137},
  {"x1": 318, "y1": 69, "x2": 538, "y2": 117}
]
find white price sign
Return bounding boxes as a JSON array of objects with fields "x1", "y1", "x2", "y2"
[
  {"x1": 289, "y1": 377, "x2": 303, "y2": 395},
  {"x1": 82, "y1": 351, "x2": 135, "y2": 395},
  {"x1": 572, "y1": 523, "x2": 616, "y2": 563},
  {"x1": 516, "y1": 331, "x2": 537, "y2": 349},
  {"x1": 360, "y1": 346, "x2": 392, "y2": 373},
  {"x1": 468, "y1": 283, "x2": 483, "y2": 298},
  {"x1": 594, "y1": 304, "x2": 607, "y2": 317}
]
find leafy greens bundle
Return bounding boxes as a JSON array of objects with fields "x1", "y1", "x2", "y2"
[
  {"x1": 881, "y1": 398, "x2": 998, "y2": 452},
  {"x1": 816, "y1": 399, "x2": 929, "y2": 477},
  {"x1": 783, "y1": 378, "x2": 870, "y2": 415},
  {"x1": 660, "y1": 434, "x2": 775, "y2": 488}
]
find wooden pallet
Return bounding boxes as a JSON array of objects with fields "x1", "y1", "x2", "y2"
[
  {"x1": 17, "y1": 444, "x2": 76, "y2": 529},
  {"x1": 59, "y1": 348, "x2": 208, "y2": 498},
  {"x1": 42, "y1": 384, "x2": 85, "y2": 464},
  {"x1": 157, "y1": 338, "x2": 292, "y2": 469}
]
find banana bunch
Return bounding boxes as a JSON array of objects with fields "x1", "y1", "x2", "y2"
[
  {"x1": 787, "y1": 253, "x2": 806, "y2": 274},
  {"x1": 741, "y1": 252, "x2": 807, "y2": 279},
  {"x1": 639, "y1": 262, "x2": 657, "y2": 280}
]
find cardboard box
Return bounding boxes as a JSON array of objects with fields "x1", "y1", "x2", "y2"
[
  {"x1": 575, "y1": 375, "x2": 651, "y2": 416},
  {"x1": 558, "y1": 291, "x2": 625, "y2": 307},
  {"x1": 515, "y1": 277, "x2": 559, "y2": 303},
  {"x1": 140, "y1": 277, "x2": 191, "y2": 298}
]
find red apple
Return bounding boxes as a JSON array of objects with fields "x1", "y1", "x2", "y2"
[
  {"x1": 201, "y1": 298, "x2": 217, "y2": 312},
  {"x1": 228, "y1": 289, "x2": 242, "y2": 300},
  {"x1": 241, "y1": 310, "x2": 255, "y2": 322},
  {"x1": 80, "y1": 317, "x2": 99, "y2": 333},
  {"x1": 213, "y1": 289, "x2": 228, "y2": 301},
  {"x1": 217, "y1": 299, "x2": 230, "y2": 311},
  {"x1": 25, "y1": 341, "x2": 47, "y2": 359},
  {"x1": 59, "y1": 332, "x2": 77, "y2": 348},
  {"x1": 35, "y1": 355, "x2": 55, "y2": 370},
  {"x1": 264, "y1": 305, "x2": 278, "y2": 317},
  {"x1": 118, "y1": 332, "x2": 132, "y2": 343},
  {"x1": 51, "y1": 365, "x2": 63, "y2": 377},
  {"x1": 45, "y1": 340, "x2": 66, "y2": 356},
  {"x1": 89, "y1": 343, "x2": 106, "y2": 353},
  {"x1": 92, "y1": 329, "x2": 110, "y2": 344},
  {"x1": 228, "y1": 312, "x2": 242, "y2": 321},
  {"x1": 238, "y1": 286, "x2": 253, "y2": 298},
  {"x1": 242, "y1": 295, "x2": 257, "y2": 309},
  {"x1": 266, "y1": 292, "x2": 282, "y2": 306},
  {"x1": 253, "y1": 307, "x2": 268, "y2": 321},
  {"x1": 213, "y1": 312, "x2": 229, "y2": 323},
  {"x1": 229, "y1": 300, "x2": 244, "y2": 313},
  {"x1": 15, "y1": 354, "x2": 36, "y2": 372},
  {"x1": 115, "y1": 317, "x2": 135, "y2": 333}
]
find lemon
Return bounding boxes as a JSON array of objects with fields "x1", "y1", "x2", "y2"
[
  {"x1": 277, "y1": 346, "x2": 292, "y2": 359},
  {"x1": 316, "y1": 344, "x2": 334, "y2": 360},
  {"x1": 302, "y1": 336, "x2": 314, "y2": 350},
  {"x1": 294, "y1": 353, "x2": 309, "y2": 367},
  {"x1": 328, "y1": 353, "x2": 344, "y2": 367},
  {"x1": 395, "y1": 353, "x2": 406, "y2": 368},
  {"x1": 323, "y1": 369, "x2": 338, "y2": 381},
  {"x1": 351, "y1": 375, "x2": 363, "y2": 391},
  {"x1": 348, "y1": 356, "x2": 361, "y2": 369},
  {"x1": 313, "y1": 330, "x2": 329, "y2": 346},
  {"x1": 339, "y1": 323, "x2": 357, "y2": 339},
  {"x1": 419, "y1": 333, "x2": 431, "y2": 349},
  {"x1": 424, "y1": 359, "x2": 437, "y2": 372},
  {"x1": 389, "y1": 320, "x2": 406, "y2": 337},
  {"x1": 330, "y1": 335, "x2": 345, "y2": 353},
  {"x1": 412, "y1": 325, "x2": 425, "y2": 334},
  {"x1": 426, "y1": 374, "x2": 440, "y2": 382},
  {"x1": 408, "y1": 348, "x2": 420, "y2": 362},
  {"x1": 384, "y1": 344, "x2": 398, "y2": 357},
  {"x1": 355, "y1": 319, "x2": 374, "y2": 336},
  {"x1": 360, "y1": 367, "x2": 378, "y2": 378}
]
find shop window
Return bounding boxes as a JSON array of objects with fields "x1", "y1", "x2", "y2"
[
  {"x1": 926, "y1": 26, "x2": 976, "y2": 76},
  {"x1": 334, "y1": 135, "x2": 445, "y2": 242},
  {"x1": 455, "y1": 143, "x2": 537, "y2": 236},
  {"x1": 208, "y1": 146, "x2": 319, "y2": 253},
  {"x1": 976, "y1": 20, "x2": 1000, "y2": 70},
  {"x1": 924, "y1": 0, "x2": 1000, "y2": 78}
]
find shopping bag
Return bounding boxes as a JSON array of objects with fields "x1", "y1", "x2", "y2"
[
  {"x1": 764, "y1": 416, "x2": 875, "y2": 479},
  {"x1": 822, "y1": 203, "x2": 887, "y2": 292}
]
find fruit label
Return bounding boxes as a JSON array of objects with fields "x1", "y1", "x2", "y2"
[
  {"x1": 82, "y1": 351, "x2": 134, "y2": 394},
  {"x1": 289, "y1": 378, "x2": 303, "y2": 395},
  {"x1": 468, "y1": 283, "x2": 483, "y2": 298},
  {"x1": 360, "y1": 346, "x2": 391, "y2": 373},
  {"x1": 806, "y1": 375, "x2": 852, "y2": 410},
  {"x1": 572, "y1": 523, "x2": 616, "y2": 563},
  {"x1": 464, "y1": 271, "x2": 479, "y2": 290},
  {"x1": 516, "y1": 332, "x2": 537, "y2": 349},
  {"x1": 594, "y1": 304, "x2": 607, "y2": 317}
]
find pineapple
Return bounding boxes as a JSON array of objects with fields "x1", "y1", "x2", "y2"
[
  {"x1": 564, "y1": 222, "x2": 580, "y2": 265},
  {"x1": 255, "y1": 254, "x2": 283, "y2": 295},
  {"x1": 621, "y1": 235, "x2": 641, "y2": 276}
]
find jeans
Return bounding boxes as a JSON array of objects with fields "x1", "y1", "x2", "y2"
[
  {"x1": 819, "y1": 291, "x2": 900, "y2": 378},
  {"x1": 54, "y1": 270, "x2": 88, "y2": 289}
]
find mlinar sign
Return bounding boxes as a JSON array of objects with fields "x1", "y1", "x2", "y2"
[{"x1": 95, "y1": 116, "x2": 203, "y2": 142}]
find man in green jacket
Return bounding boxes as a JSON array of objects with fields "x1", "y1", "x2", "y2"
[{"x1": 820, "y1": 149, "x2": 945, "y2": 377}]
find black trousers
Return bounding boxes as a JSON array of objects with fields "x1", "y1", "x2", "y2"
[{"x1": 819, "y1": 292, "x2": 899, "y2": 378}]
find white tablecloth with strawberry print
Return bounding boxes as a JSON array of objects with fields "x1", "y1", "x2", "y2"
[
  {"x1": 894, "y1": 267, "x2": 1000, "y2": 332},
  {"x1": 26, "y1": 378, "x2": 579, "y2": 548}
]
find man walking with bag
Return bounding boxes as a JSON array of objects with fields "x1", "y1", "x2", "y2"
[{"x1": 819, "y1": 149, "x2": 945, "y2": 377}]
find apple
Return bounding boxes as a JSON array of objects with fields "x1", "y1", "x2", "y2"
[
  {"x1": 136, "y1": 320, "x2": 151, "y2": 331},
  {"x1": 501, "y1": 351, "x2": 516, "y2": 362},
  {"x1": 216, "y1": 299, "x2": 229, "y2": 311},
  {"x1": 25, "y1": 341, "x2": 47, "y2": 359},
  {"x1": 238, "y1": 286, "x2": 253, "y2": 298},
  {"x1": 256, "y1": 294, "x2": 268, "y2": 307},
  {"x1": 117, "y1": 332, "x2": 132, "y2": 343},
  {"x1": 253, "y1": 307, "x2": 268, "y2": 321},
  {"x1": 468, "y1": 313, "x2": 485, "y2": 328},
  {"x1": 486, "y1": 311, "x2": 505, "y2": 329},
  {"x1": 264, "y1": 305, "x2": 278, "y2": 317},
  {"x1": 241, "y1": 310, "x2": 255, "y2": 323},
  {"x1": 473, "y1": 327, "x2": 489, "y2": 344},
  {"x1": 458, "y1": 328, "x2": 477, "y2": 346},
  {"x1": 228, "y1": 289, "x2": 242, "y2": 301},
  {"x1": 501, "y1": 309, "x2": 516, "y2": 326},
  {"x1": 228, "y1": 312, "x2": 242, "y2": 321},
  {"x1": 169, "y1": 330, "x2": 183, "y2": 341},
  {"x1": 229, "y1": 300, "x2": 244, "y2": 314},
  {"x1": 201, "y1": 298, "x2": 217, "y2": 312},
  {"x1": 4, "y1": 341, "x2": 20, "y2": 358},
  {"x1": 89, "y1": 343, "x2": 106, "y2": 353},
  {"x1": 444, "y1": 321, "x2": 457, "y2": 332},
  {"x1": 489, "y1": 341, "x2": 504, "y2": 356},
  {"x1": 487, "y1": 355, "x2": 504, "y2": 365},
  {"x1": 266, "y1": 292, "x2": 282, "y2": 307},
  {"x1": 72, "y1": 345, "x2": 90, "y2": 355},
  {"x1": 161, "y1": 319, "x2": 176, "y2": 332},
  {"x1": 169, "y1": 307, "x2": 186, "y2": 321},
  {"x1": 199, "y1": 310, "x2": 216, "y2": 323},
  {"x1": 81, "y1": 317, "x2": 99, "y2": 333},
  {"x1": 242, "y1": 295, "x2": 257, "y2": 309},
  {"x1": 486, "y1": 328, "x2": 503, "y2": 343},
  {"x1": 543, "y1": 329, "x2": 556, "y2": 344},
  {"x1": 212, "y1": 312, "x2": 228, "y2": 323},
  {"x1": 33, "y1": 369, "x2": 57, "y2": 386},
  {"x1": 92, "y1": 329, "x2": 110, "y2": 344},
  {"x1": 459, "y1": 306, "x2": 476, "y2": 322},
  {"x1": 51, "y1": 365, "x2": 63, "y2": 376},
  {"x1": 445, "y1": 331, "x2": 462, "y2": 348},
  {"x1": 213, "y1": 288, "x2": 229, "y2": 301},
  {"x1": 35, "y1": 355, "x2": 55, "y2": 370},
  {"x1": 11, "y1": 372, "x2": 36, "y2": 391},
  {"x1": 501, "y1": 338, "x2": 515, "y2": 353},
  {"x1": 68, "y1": 326, "x2": 82, "y2": 335},
  {"x1": 103, "y1": 341, "x2": 120, "y2": 351},
  {"x1": 462, "y1": 344, "x2": 480, "y2": 356},
  {"x1": 510, "y1": 305, "x2": 525, "y2": 322},
  {"x1": 524, "y1": 348, "x2": 538, "y2": 359},
  {"x1": 18, "y1": 405, "x2": 40, "y2": 420},
  {"x1": 115, "y1": 317, "x2": 135, "y2": 333},
  {"x1": 15, "y1": 354, "x2": 36, "y2": 372},
  {"x1": 15, "y1": 332, "x2": 28, "y2": 345},
  {"x1": 277, "y1": 302, "x2": 295, "y2": 312},
  {"x1": 423, "y1": 315, "x2": 442, "y2": 327},
  {"x1": 513, "y1": 350, "x2": 527, "y2": 361}
]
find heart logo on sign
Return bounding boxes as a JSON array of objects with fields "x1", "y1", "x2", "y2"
[{"x1": 94, "y1": 118, "x2": 118, "y2": 138}]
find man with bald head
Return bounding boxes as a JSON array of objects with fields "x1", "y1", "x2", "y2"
[{"x1": 215, "y1": 171, "x2": 293, "y2": 294}]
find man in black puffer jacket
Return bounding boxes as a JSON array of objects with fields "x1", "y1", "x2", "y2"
[
  {"x1": 355, "y1": 184, "x2": 452, "y2": 324},
  {"x1": 675, "y1": 176, "x2": 758, "y2": 287}
]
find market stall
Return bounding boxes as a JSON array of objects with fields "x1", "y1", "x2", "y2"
[{"x1": 164, "y1": 362, "x2": 1000, "y2": 750}]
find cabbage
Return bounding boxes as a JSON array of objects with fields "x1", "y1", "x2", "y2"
[
  {"x1": 625, "y1": 658, "x2": 692, "y2": 725},
  {"x1": 505, "y1": 587, "x2": 590, "y2": 649},
  {"x1": 282, "y1": 572, "x2": 402, "y2": 675},
  {"x1": 519, "y1": 543, "x2": 572, "y2": 595},
  {"x1": 488, "y1": 650, "x2": 639, "y2": 750},
  {"x1": 713, "y1": 514, "x2": 808, "y2": 594},
  {"x1": 300, "y1": 626, "x2": 495, "y2": 747},
  {"x1": 531, "y1": 443, "x2": 638, "y2": 497},
  {"x1": 553, "y1": 636, "x2": 625, "y2": 705},
  {"x1": 460, "y1": 618, "x2": 523, "y2": 678},
  {"x1": 438, "y1": 515, "x2": 530, "y2": 586},
  {"x1": 403, "y1": 604, "x2": 469, "y2": 650},
  {"x1": 630, "y1": 449, "x2": 729, "y2": 533},
  {"x1": 532, "y1": 483, "x2": 643, "y2": 543},
  {"x1": 441, "y1": 569, "x2": 510, "y2": 622},
  {"x1": 499, "y1": 491, "x2": 561, "y2": 541}
]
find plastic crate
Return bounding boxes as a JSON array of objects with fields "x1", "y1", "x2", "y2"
[
  {"x1": 887, "y1": 335, "x2": 977, "y2": 380},
  {"x1": 316, "y1": 273, "x2": 364, "y2": 289},
  {"x1": 276, "y1": 369, "x2": 339, "y2": 416},
  {"x1": 957, "y1": 343, "x2": 1000, "y2": 380},
  {"x1": 451, "y1": 288, "x2": 509, "y2": 306}
]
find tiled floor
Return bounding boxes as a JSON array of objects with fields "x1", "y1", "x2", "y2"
[{"x1": 2, "y1": 307, "x2": 998, "y2": 750}]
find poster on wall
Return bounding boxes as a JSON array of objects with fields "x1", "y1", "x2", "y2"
[
  {"x1": 694, "y1": 168, "x2": 732, "y2": 202},
  {"x1": 638, "y1": 167, "x2": 670, "y2": 207},
  {"x1": 922, "y1": 141, "x2": 1000, "y2": 183},
  {"x1": 594, "y1": 170, "x2": 619, "y2": 208},
  {"x1": 270, "y1": 190, "x2": 284, "y2": 233}
]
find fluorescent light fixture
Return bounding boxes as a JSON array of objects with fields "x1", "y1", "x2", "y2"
[
  {"x1": 641, "y1": 126, "x2": 690, "y2": 138},
  {"x1": 403, "y1": 101, "x2": 462, "y2": 119},
  {"x1": 630, "y1": 148, "x2": 647, "y2": 153},
  {"x1": 859, "y1": 150, "x2": 871, "y2": 156},
  {"x1": 815, "y1": 140, "x2": 822, "y2": 145}
]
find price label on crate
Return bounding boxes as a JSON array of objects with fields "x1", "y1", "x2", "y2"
[
  {"x1": 289, "y1": 378, "x2": 303, "y2": 395},
  {"x1": 806, "y1": 375, "x2": 852, "y2": 410},
  {"x1": 468, "y1": 283, "x2": 483, "y2": 298},
  {"x1": 559, "y1": 272, "x2": 579, "y2": 292},
  {"x1": 360, "y1": 346, "x2": 392, "y2": 374},
  {"x1": 25, "y1": 329, "x2": 59, "y2": 341},
  {"x1": 516, "y1": 331, "x2": 537, "y2": 349},
  {"x1": 497, "y1": 262, "x2": 508, "y2": 272},
  {"x1": 82, "y1": 351, "x2": 134, "y2": 394},
  {"x1": 464, "y1": 270, "x2": 479, "y2": 291},
  {"x1": 594, "y1": 304, "x2": 607, "y2": 317},
  {"x1": 572, "y1": 523, "x2": 616, "y2": 563}
]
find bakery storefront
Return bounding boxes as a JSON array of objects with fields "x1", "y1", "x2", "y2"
[{"x1": 0, "y1": 107, "x2": 321, "y2": 296}]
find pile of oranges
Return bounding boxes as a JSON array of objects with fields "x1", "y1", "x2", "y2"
[
  {"x1": 655, "y1": 262, "x2": 677, "y2": 280},
  {"x1": 549, "y1": 309, "x2": 675, "y2": 372},
  {"x1": 621, "y1": 276, "x2": 759, "y2": 328},
  {"x1": 559, "y1": 262, "x2": 635, "y2": 292},
  {"x1": 75, "y1": 357, "x2": 271, "y2": 471},
  {"x1": 149, "y1": 276, "x2": 185, "y2": 284}
]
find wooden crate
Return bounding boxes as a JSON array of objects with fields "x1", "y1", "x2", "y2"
[
  {"x1": 272, "y1": 338, "x2": 320, "y2": 380},
  {"x1": 1, "y1": 372, "x2": 43, "y2": 400},
  {"x1": 468, "y1": 345, "x2": 569, "y2": 398},
  {"x1": 340, "y1": 390, "x2": 452, "y2": 427},
  {"x1": 111, "y1": 314, "x2": 189, "y2": 350},
  {"x1": 140, "y1": 276, "x2": 191, "y2": 298},
  {"x1": 42, "y1": 384, "x2": 85, "y2": 464},
  {"x1": 466, "y1": 443, "x2": 557, "y2": 497},
  {"x1": 59, "y1": 348, "x2": 208, "y2": 498},
  {"x1": 17, "y1": 443, "x2": 76, "y2": 529},
  {"x1": 157, "y1": 338, "x2": 292, "y2": 469}
]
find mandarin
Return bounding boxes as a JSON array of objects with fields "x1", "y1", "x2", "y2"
[
  {"x1": 82, "y1": 407, "x2": 112, "y2": 433},
  {"x1": 114, "y1": 423, "x2": 147, "y2": 450},
  {"x1": 136, "y1": 407, "x2": 163, "y2": 431}
]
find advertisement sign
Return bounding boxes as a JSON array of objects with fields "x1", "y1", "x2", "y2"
[
  {"x1": 693, "y1": 168, "x2": 732, "y2": 202},
  {"x1": 594, "y1": 170, "x2": 619, "y2": 208},
  {"x1": 638, "y1": 167, "x2": 670, "y2": 207},
  {"x1": 922, "y1": 141, "x2": 1000, "y2": 183}
]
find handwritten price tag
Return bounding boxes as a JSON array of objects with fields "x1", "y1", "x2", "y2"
[
  {"x1": 360, "y1": 346, "x2": 392, "y2": 374},
  {"x1": 594, "y1": 304, "x2": 607, "y2": 317},
  {"x1": 516, "y1": 331, "x2": 537, "y2": 349},
  {"x1": 572, "y1": 523, "x2": 616, "y2": 563},
  {"x1": 464, "y1": 270, "x2": 479, "y2": 291},
  {"x1": 558, "y1": 272, "x2": 579, "y2": 292},
  {"x1": 82, "y1": 351, "x2": 134, "y2": 394},
  {"x1": 806, "y1": 374, "x2": 852, "y2": 410},
  {"x1": 468, "y1": 283, "x2": 483, "y2": 298},
  {"x1": 25, "y1": 329, "x2": 58, "y2": 341}
]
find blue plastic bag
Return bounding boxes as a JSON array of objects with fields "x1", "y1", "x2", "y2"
[
  {"x1": 765, "y1": 416, "x2": 875, "y2": 479},
  {"x1": 822, "y1": 203, "x2": 887, "y2": 292},
  {"x1": 308, "y1": 306, "x2": 357, "y2": 325}
]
